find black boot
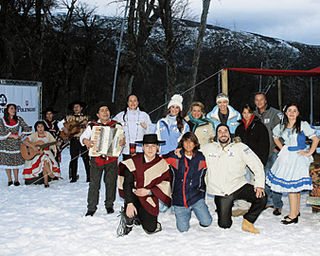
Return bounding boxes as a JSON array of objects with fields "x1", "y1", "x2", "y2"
[
  {"x1": 70, "y1": 169, "x2": 79, "y2": 183},
  {"x1": 85, "y1": 210, "x2": 96, "y2": 217},
  {"x1": 106, "y1": 207, "x2": 114, "y2": 214}
]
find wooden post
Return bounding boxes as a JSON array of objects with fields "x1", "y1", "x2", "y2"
[
  {"x1": 277, "y1": 78, "x2": 282, "y2": 110},
  {"x1": 221, "y1": 69, "x2": 228, "y2": 95},
  {"x1": 217, "y1": 72, "x2": 221, "y2": 93}
]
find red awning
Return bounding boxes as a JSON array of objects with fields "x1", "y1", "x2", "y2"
[{"x1": 226, "y1": 66, "x2": 320, "y2": 76}]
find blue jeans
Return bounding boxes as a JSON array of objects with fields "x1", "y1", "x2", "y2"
[
  {"x1": 173, "y1": 199, "x2": 212, "y2": 232},
  {"x1": 265, "y1": 152, "x2": 283, "y2": 209}
]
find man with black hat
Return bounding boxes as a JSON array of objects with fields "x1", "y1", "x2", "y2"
[
  {"x1": 58, "y1": 101, "x2": 90, "y2": 182},
  {"x1": 117, "y1": 134, "x2": 172, "y2": 235},
  {"x1": 202, "y1": 124, "x2": 267, "y2": 234}
]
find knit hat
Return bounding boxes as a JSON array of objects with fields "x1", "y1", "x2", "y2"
[
  {"x1": 167, "y1": 94, "x2": 183, "y2": 110},
  {"x1": 215, "y1": 123, "x2": 231, "y2": 142},
  {"x1": 216, "y1": 123, "x2": 231, "y2": 135},
  {"x1": 216, "y1": 93, "x2": 229, "y2": 104}
]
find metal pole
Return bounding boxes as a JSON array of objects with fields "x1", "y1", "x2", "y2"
[
  {"x1": 310, "y1": 77, "x2": 313, "y2": 124},
  {"x1": 112, "y1": 0, "x2": 129, "y2": 103}
]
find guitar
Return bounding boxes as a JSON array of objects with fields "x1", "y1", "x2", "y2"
[
  {"x1": 20, "y1": 141, "x2": 57, "y2": 160},
  {"x1": 59, "y1": 119, "x2": 87, "y2": 140}
]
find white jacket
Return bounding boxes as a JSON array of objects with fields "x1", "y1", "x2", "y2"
[
  {"x1": 201, "y1": 141, "x2": 265, "y2": 196},
  {"x1": 113, "y1": 108, "x2": 151, "y2": 154}
]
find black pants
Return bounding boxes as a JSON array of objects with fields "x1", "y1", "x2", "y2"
[
  {"x1": 69, "y1": 137, "x2": 90, "y2": 181},
  {"x1": 125, "y1": 197, "x2": 158, "y2": 233},
  {"x1": 214, "y1": 183, "x2": 267, "y2": 229},
  {"x1": 87, "y1": 159, "x2": 118, "y2": 211},
  {"x1": 122, "y1": 154, "x2": 132, "y2": 161}
]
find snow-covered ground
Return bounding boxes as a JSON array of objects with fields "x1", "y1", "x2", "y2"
[{"x1": 1, "y1": 150, "x2": 320, "y2": 256}]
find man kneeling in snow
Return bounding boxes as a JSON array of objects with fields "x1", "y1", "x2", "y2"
[
  {"x1": 202, "y1": 124, "x2": 267, "y2": 234},
  {"x1": 118, "y1": 134, "x2": 171, "y2": 235}
]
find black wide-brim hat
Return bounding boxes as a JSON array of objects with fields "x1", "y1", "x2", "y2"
[
  {"x1": 135, "y1": 134, "x2": 165, "y2": 145},
  {"x1": 68, "y1": 100, "x2": 87, "y2": 111},
  {"x1": 41, "y1": 107, "x2": 58, "y2": 115}
]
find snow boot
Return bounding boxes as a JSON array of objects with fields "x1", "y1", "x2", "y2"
[
  {"x1": 117, "y1": 207, "x2": 134, "y2": 237},
  {"x1": 242, "y1": 219, "x2": 260, "y2": 234}
]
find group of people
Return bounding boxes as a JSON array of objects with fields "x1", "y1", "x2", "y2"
[
  {"x1": 0, "y1": 104, "x2": 62, "y2": 187},
  {"x1": 0, "y1": 91, "x2": 318, "y2": 235}
]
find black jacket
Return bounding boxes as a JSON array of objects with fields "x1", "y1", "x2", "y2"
[{"x1": 235, "y1": 116, "x2": 270, "y2": 165}]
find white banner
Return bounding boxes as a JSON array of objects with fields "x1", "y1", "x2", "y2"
[{"x1": 0, "y1": 81, "x2": 42, "y2": 130}]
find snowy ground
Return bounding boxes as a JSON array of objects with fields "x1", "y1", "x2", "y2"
[{"x1": 1, "y1": 150, "x2": 320, "y2": 256}]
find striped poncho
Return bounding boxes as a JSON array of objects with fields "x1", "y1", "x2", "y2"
[{"x1": 118, "y1": 153, "x2": 172, "y2": 216}]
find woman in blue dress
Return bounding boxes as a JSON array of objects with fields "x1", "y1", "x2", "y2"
[{"x1": 266, "y1": 103, "x2": 319, "y2": 224}]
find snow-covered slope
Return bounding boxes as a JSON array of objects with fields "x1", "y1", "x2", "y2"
[{"x1": 0, "y1": 150, "x2": 320, "y2": 256}]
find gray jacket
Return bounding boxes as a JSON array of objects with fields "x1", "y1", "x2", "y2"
[{"x1": 254, "y1": 106, "x2": 283, "y2": 156}]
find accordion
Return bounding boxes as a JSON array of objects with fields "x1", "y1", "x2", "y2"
[{"x1": 89, "y1": 125, "x2": 124, "y2": 157}]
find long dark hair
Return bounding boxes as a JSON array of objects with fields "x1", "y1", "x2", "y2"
[
  {"x1": 178, "y1": 132, "x2": 200, "y2": 153},
  {"x1": 122, "y1": 94, "x2": 139, "y2": 122},
  {"x1": 4, "y1": 104, "x2": 18, "y2": 123},
  {"x1": 282, "y1": 103, "x2": 301, "y2": 133},
  {"x1": 166, "y1": 108, "x2": 184, "y2": 133},
  {"x1": 241, "y1": 104, "x2": 255, "y2": 114}
]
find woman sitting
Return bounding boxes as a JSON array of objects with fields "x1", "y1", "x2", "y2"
[{"x1": 22, "y1": 121, "x2": 61, "y2": 187}]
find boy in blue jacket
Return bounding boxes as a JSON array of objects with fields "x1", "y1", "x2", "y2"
[{"x1": 165, "y1": 132, "x2": 212, "y2": 232}]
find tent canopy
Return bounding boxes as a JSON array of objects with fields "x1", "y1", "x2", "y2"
[
  {"x1": 220, "y1": 66, "x2": 319, "y2": 124},
  {"x1": 225, "y1": 66, "x2": 320, "y2": 77}
]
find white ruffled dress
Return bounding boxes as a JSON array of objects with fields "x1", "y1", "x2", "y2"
[{"x1": 266, "y1": 121, "x2": 316, "y2": 193}]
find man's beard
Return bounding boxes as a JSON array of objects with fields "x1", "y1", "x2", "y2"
[{"x1": 218, "y1": 137, "x2": 230, "y2": 144}]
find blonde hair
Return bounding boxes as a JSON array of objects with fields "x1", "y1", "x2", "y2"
[{"x1": 189, "y1": 101, "x2": 205, "y2": 113}]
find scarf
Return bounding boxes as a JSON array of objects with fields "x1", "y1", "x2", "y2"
[{"x1": 187, "y1": 112, "x2": 215, "y2": 132}]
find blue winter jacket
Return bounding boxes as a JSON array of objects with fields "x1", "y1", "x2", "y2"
[
  {"x1": 156, "y1": 116, "x2": 190, "y2": 155},
  {"x1": 165, "y1": 150, "x2": 207, "y2": 208},
  {"x1": 206, "y1": 105, "x2": 241, "y2": 135}
]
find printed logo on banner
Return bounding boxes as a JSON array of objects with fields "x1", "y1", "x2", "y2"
[
  {"x1": 0, "y1": 94, "x2": 8, "y2": 107},
  {"x1": 0, "y1": 83, "x2": 40, "y2": 127}
]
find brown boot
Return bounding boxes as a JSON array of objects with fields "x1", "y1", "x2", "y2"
[
  {"x1": 242, "y1": 219, "x2": 260, "y2": 234},
  {"x1": 232, "y1": 209, "x2": 249, "y2": 217}
]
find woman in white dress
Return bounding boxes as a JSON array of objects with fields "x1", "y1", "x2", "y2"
[
  {"x1": 113, "y1": 94, "x2": 152, "y2": 160},
  {"x1": 266, "y1": 103, "x2": 319, "y2": 224},
  {"x1": 23, "y1": 121, "x2": 61, "y2": 187}
]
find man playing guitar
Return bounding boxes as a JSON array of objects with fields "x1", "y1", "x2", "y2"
[{"x1": 58, "y1": 101, "x2": 90, "y2": 183}]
